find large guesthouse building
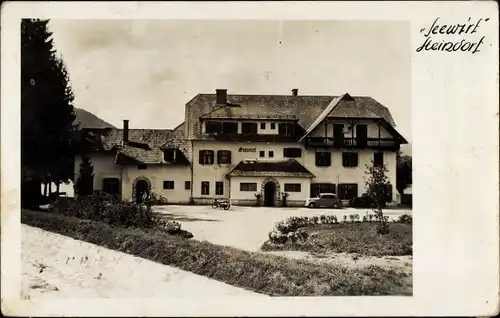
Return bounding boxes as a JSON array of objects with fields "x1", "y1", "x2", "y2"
[{"x1": 75, "y1": 89, "x2": 408, "y2": 207}]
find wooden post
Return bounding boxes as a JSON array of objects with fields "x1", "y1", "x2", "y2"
[{"x1": 378, "y1": 119, "x2": 381, "y2": 148}]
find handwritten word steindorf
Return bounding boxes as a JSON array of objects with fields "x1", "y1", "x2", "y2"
[{"x1": 416, "y1": 17, "x2": 489, "y2": 54}]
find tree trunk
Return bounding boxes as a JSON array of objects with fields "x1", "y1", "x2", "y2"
[
  {"x1": 56, "y1": 182, "x2": 60, "y2": 195},
  {"x1": 43, "y1": 182, "x2": 48, "y2": 197}
]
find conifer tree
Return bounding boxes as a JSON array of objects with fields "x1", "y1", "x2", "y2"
[
  {"x1": 21, "y1": 19, "x2": 77, "y2": 206},
  {"x1": 75, "y1": 156, "x2": 94, "y2": 196}
]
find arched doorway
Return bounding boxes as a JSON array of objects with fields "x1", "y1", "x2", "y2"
[
  {"x1": 132, "y1": 177, "x2": 151, "y2": 203},
  {"x1": 264, "y1": 182, "x2": 277, "y2": 207}
]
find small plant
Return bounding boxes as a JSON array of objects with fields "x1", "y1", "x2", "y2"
[
  {"x1": 365, "y1": 160, "x2": 392, "y2": 235},
  {"x1": 397, "y1": 214, "x2": 412, "y2": 224},
  {"x1": 255, "y1": 193, "x2": 262, "y2": 207},
  {"x1": 368, "y1": 214, "x2": 374, "y2": 223},
  {"x1": 282, "y1": 192, "x2": 289, "y2": 207},
  {"x1": 343, "y1": 215, "x2": 348, "y2": 223},
  {"x1": 349, "y1": 214, "x2": 355, "y2": 222},
  {"x1": 362, "y1": 215, "x2": 368, "y2": 222},
  {"x1": 353, "y1": 214, "x2": 360, "y2": 222}
]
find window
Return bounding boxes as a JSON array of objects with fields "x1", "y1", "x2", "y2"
[
  {"x1": 222, "y1": 122, "x2": 238, "y2": 134},
  {"x1": 163, "y1": 149, "x2": 176, "y2": 162},
  {"x1": 137, "y1": 164, "x2": 147, "y2": 170},
  {"x1": 342, "y1": 152, "x2": 359, "y2": 167},
  {"x1": 206, "y1": 121, "x2": 222, "y2": 134},
  {"x1": 216, "y1": 181, "x2": 224, "y2": 195},
  {"x1": 102, "y1": 178, "x2": 120, "y2": 195},
  {"x1": 217, "y1": 150, "x2": 232, "y2": 164},
  {"x1": 278, "y1": 123, "x2": 295, "y2": 136},
  {"x1": 259, "y1": 150, "x2": 265, "y2": 158},
  {"x1": 374, "y1": 152, "x2": 384, "y2": 167},
  {"x1": 268, "y1": 150, "x2": 274, "y2": 158},
  {"x1": 284, "y1": 183, "x2": 301, "y2": 192},
  {"x1": 240, "y1": 183, "x2": 257, "y2": 191},
  {"x1": 260, "y1": 122, "x2": 266, "y2": 129},
  {"x1": 310, "y1": 183, "x2": 336, "y2": 198},
  {"x1": 199, "y1": 150, "x2": 214, "y2": 165},
  {"x1": 242, "y1": 122, "x2": 258, "y2": 134},
  {"x1": 339, "y1": 183, "x2": 358, "y2": 200},
  {"x1": 315, "y1": 152, "x2": 331, "y2": 166},
  {"x1": 333, "y1": 124, "x2": 344, "y2": 138},
  {"x1": 270, "y1": 123, "x2": 276, "y2": 129},
  {"x1": 163, "y1": 181, "x2": 174, "y2": 190},
  {"x1": 205, "y1": 121, "x2": 237, "y2": 134},
  {"x1": 283, "y1": 147, "x2": 302, "y2": 158},
  {"x1": 185, "y1": 181, "x2": 191, "y2": 190},
  {"x1": 201, "y1": 181, "x2": 210, "y2": 195}
]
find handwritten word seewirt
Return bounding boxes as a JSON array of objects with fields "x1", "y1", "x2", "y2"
[{"x1": 416, "y1": 17, "x2": 489, "y2": 54}]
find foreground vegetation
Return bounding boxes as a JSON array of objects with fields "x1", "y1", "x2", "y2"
[
  {"x1": 263, "y1": 214, "x2": 412, "y2": 257},
  {"x1": 22, "y1": 209, "x2": 412, "y2": 296},
  {"x1": 49, "y1": 193, "x2": 193, "y2": 238}
]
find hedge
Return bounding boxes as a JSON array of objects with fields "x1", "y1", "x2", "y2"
[{"x1": 21, "y1": 209, "x2": 412, "y2": 296}]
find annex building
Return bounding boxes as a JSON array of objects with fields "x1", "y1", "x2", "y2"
[{"x1": 75, "y1": 89, "x2": 408, "y2": 207}]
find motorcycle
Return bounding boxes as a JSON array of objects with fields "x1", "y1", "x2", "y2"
[{"x1": 211, "y1": 198, "x2": 231, "y2": 210}]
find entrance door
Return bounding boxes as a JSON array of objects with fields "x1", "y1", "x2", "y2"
[
  {"x1": 356, "y1": 124, "x2": 368, "y2": 148},
  {"x1": 135, "y1": 180, "x2": 150, "y2": 203},
  {"x1": 264, "y1": 182, "x2": 276, "y2": 207}
]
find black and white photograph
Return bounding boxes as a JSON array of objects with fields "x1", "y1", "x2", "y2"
[{"x1": 1, "y1": 1, "x2": 498, "y2": 317}]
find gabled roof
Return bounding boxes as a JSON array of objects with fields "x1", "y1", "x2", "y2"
[
  {"x1": 226, "y1": 159, "x2": 315, "y2": 178},
  {"x1": 299, "y1": 93, "x2": 397, "y2": 142},
  {"x1": 83, "y1": 125, "x2": 192, "y2": 164},
  {"x1": 186, "y1": 92, "x2": 398, "y2": 141}
]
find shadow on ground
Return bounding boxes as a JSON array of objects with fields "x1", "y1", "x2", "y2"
[{"x1": 156, "y1": 213, "x2": 220, "y2": 223}]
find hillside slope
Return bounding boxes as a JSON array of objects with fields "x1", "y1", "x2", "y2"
[{"x1": 74, "y1": 108, "x2": 115, "y2": 129}]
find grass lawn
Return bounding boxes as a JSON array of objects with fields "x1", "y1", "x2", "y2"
[
  {"x1": 22, "y1": 209, "x2": 412, "y2": 296},
  {"x1": 262, "y1": 222, "x2": 413, "y2": 257}
]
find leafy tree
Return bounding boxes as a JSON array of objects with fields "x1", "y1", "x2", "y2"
[
  {"x1": 396, "y1": 151, "x2": 412, "y2": 195},
  {"x1": 21, "y1": 19, "x2": 77, "y2": 206},
  {"x1": 364, "y1": 161, "x2": 392, "y2": 235},
  {"x1": 74, "y1": 156, "x2": 94, "y2": 196}
]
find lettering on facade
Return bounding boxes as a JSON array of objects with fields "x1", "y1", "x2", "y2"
[{"x1": 238, "y1": 147, "x2": 257, "y2": 153}]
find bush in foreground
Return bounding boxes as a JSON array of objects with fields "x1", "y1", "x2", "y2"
[
  {"x1": 21, "y1": 210, "x2": 411, "y2": 296},
  {"x1": 49, "y1": 193, "x2": 192, "y2": 238}
]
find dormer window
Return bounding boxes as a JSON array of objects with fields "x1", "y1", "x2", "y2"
[
  {"x1": 242, "y1": 122, "x2": 258, "y2": 135},
  {"x1": 206, "y1": 121, "x2": 238, "y2": 135},
  {"x1": 278, "y1": 123, "x2": 295, "y2": 136},
  {"x1": 164, "y1": 148, "x2": 176, "y2": 162}
]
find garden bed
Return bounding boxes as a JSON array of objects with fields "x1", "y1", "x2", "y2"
[
  {"x1": 22, "y1": 209, "x2": 412, "y2": 296},
  {"x1": 262, "y1": 215, "x2": 412, "y2": 257}
]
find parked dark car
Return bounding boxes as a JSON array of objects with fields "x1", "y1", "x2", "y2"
[{"x1": 305, "y1": 193, "x2": 343, "y2": 209}]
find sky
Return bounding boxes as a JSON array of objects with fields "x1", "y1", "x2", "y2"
[{"x1": 48, "y1": 19, "x2": 411, "y2": 146}]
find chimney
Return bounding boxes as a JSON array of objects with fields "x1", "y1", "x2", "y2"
[
  {"x1": 123, "y1": 120, "x2": 129, "y2": 145},
  {"x1": 216, "y1": 89, "x2": 227, "y2": 106},
  {"x1": 291, "y1": 88, "x2": 298, "y2": 96}
]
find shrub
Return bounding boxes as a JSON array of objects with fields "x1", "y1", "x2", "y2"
[
  {"x1": 49, "y1": 193, "x2": 192, "y2": 238},
  {"x1": 397, "y1": 214, "x2": 412, "y2": 224},
  {"x1": 349, "y1": 194, "x2": 372, "y2": 208}
]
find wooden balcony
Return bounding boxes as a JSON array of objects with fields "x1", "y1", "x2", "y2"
[{"x1": 305, "y1": 137, "x2": 400, "y2": 150}]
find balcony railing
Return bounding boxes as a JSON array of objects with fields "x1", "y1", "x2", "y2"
[{"x1": 306, "y1": 137, "x2": 399, "y2": 149}]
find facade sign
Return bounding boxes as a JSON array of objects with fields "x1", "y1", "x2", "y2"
[{"x1": 238, "y1": 147, "x2": 257, "y2": 153}]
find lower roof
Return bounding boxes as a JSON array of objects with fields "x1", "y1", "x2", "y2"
[{"x1": 226, "y1": 159, "x2": 315, "y2": 178}]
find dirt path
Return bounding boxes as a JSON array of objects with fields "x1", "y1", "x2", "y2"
[{"x1": 22, "y1": 225, "x2": 267, "y2": 299}]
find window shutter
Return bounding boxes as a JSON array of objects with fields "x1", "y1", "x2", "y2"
[
  {"x1": 217, "y1": 150, "x2": 222, "y2": 164},
  {"x1": 199, "y1": 150, "x2": 204, "y2": 164},
  {"x1": 353, "y1": 153, "x2": 359, "y2": 167},
  {"x1": 227, "y1": 151, "x2": 232, "y2": 164}
]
